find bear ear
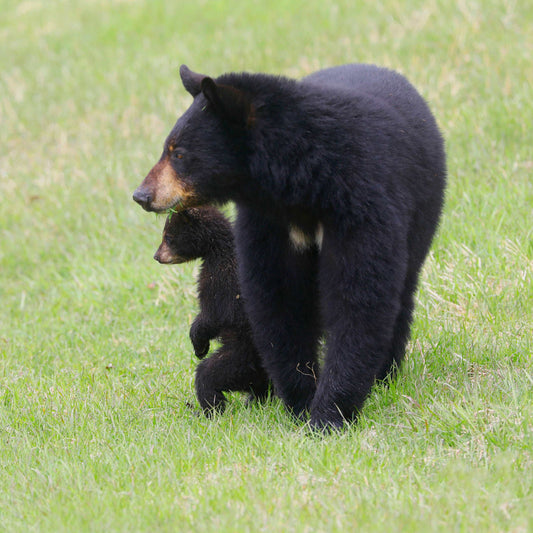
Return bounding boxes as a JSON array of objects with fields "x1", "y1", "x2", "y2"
[
  {"x1": 180, "y1": 65, "x2": 206, "y2": 97},
  {"x1": 200, "y1": 77, "x2": 254, "y2": 129}
]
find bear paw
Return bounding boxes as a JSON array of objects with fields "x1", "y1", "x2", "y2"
[
  {"x1": 309, "y1": 404, "x2": 347, "y2": 433},
  {"x1": 193, "y1": 339, "x2": 210, "y2": 359}
]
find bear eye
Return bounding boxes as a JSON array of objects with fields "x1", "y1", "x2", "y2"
[{"x1": 169, "y1": 146, "x2": 184, "y2": 160}]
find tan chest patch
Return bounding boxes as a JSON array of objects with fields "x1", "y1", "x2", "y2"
[{"x1": 289, "y1": 223, "x2": 324, "y2": 252}]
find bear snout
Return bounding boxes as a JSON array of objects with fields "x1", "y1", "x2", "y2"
[
  {"x1": 153, "y1": 243, "x2": 187, "y2": 264},
  {"x1": 132, "y1": 187, "x2": 153, "y2": 211}
]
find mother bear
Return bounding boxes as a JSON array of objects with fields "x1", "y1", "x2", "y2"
[{"x1": 133, "y1": 63, "x2": 446, "y2": 430}]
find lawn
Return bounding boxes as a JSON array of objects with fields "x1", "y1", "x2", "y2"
[{"x1": 0, "y1": 0, "x2": 531, "y2": 531}]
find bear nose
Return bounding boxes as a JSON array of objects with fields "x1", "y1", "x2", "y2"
[
  {"x1": 132, "y1": 188, "x2": 152, "y2": 209},
  {"x1": 153, "y1": 251, "x2": 161, "y2": 263}
]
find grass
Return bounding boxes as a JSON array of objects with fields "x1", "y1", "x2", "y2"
[{"x1": 0, "y1": 0, "x2": 532, "y2": 531}]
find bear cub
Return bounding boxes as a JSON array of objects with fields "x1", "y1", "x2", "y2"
[{"x1": 154, "y1": 206, "x2": 270, "y2": 413}]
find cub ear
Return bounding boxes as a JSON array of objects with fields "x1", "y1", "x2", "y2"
[
  {"x1": 180, "y1": 65, "x2": 206, "y2": 97},
  {"x1": 200, "y1": 77, "x2": 254, "y2": 128}
]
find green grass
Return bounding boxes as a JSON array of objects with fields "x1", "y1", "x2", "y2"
[{"x1": 1, "y1": 0, "x2": 532, "y2": 531}]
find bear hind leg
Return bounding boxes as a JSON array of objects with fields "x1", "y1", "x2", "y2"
[{"x1": 194, "y1": 335, "x2": 270, "y2": 415}]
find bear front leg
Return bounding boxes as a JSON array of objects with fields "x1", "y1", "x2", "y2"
[
  {"x1": 235, "y1": 208, "x2": 321, "y2": 419},
  {"x1": 189, "y1": 314, "x2": 219, "y2": 359},
  {"x1": 310, "y1": 223, "x2": 407, "y2": 431}
]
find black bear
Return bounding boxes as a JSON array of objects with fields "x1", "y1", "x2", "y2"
[
  {"x1": 154, "y1": 206, "x2": 270, "y2": 413},
  {"x1": 134, "y1": 63, "x2": 446, "y2": 430}
]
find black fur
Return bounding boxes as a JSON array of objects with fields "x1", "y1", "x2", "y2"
[
  {"x1": 154, "y1": 207, "x2": 270, "y2": 413},
  {"x1": 138, "y1": 63, "x2": 446, "y2": 430}
]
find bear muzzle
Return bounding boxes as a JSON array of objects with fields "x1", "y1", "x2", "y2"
[
  {"x1": 132, "y1": 186, "x2": 153, "y2": 211},
  {"x1": 153, "y1": 243, "x2": 187, "y2": 264},
  {"x1": 133, "y1": 157, "x2": 195, "y2": 213}
]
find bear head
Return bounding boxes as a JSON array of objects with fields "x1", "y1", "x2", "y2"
[{"x1": 133, "y1": 65, "x2": 255, "y2": 214}]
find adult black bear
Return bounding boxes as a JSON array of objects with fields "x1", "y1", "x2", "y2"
[
  {"x1": 154, "y1": 207, "x2": 270, "y2": 413},
  {"x1": 134, "y1": 63, "x2": 446, "y2": 430}
]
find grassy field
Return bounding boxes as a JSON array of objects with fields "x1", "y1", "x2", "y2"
[{"x1": 1, "y1": 0, "x2": 532, "y2": 531}]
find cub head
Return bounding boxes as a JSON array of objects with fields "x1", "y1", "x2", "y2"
[
  {"x1": 153, "y1": 210, "x2": 199, "y2": 264},
  {"x1": 133, "y1": 65, "x2": 254, "y2": 214},
  {"x1": 153, "y1": 207, "x2": 224, "y2": 264}
]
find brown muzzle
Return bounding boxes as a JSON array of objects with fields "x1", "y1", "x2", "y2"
[
  {"x1": 153, "y1": 241, "x2": 187, "y2": 264},
  {"x1": 133, "y1": 156, "x2": 194, "y2": 213}
]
